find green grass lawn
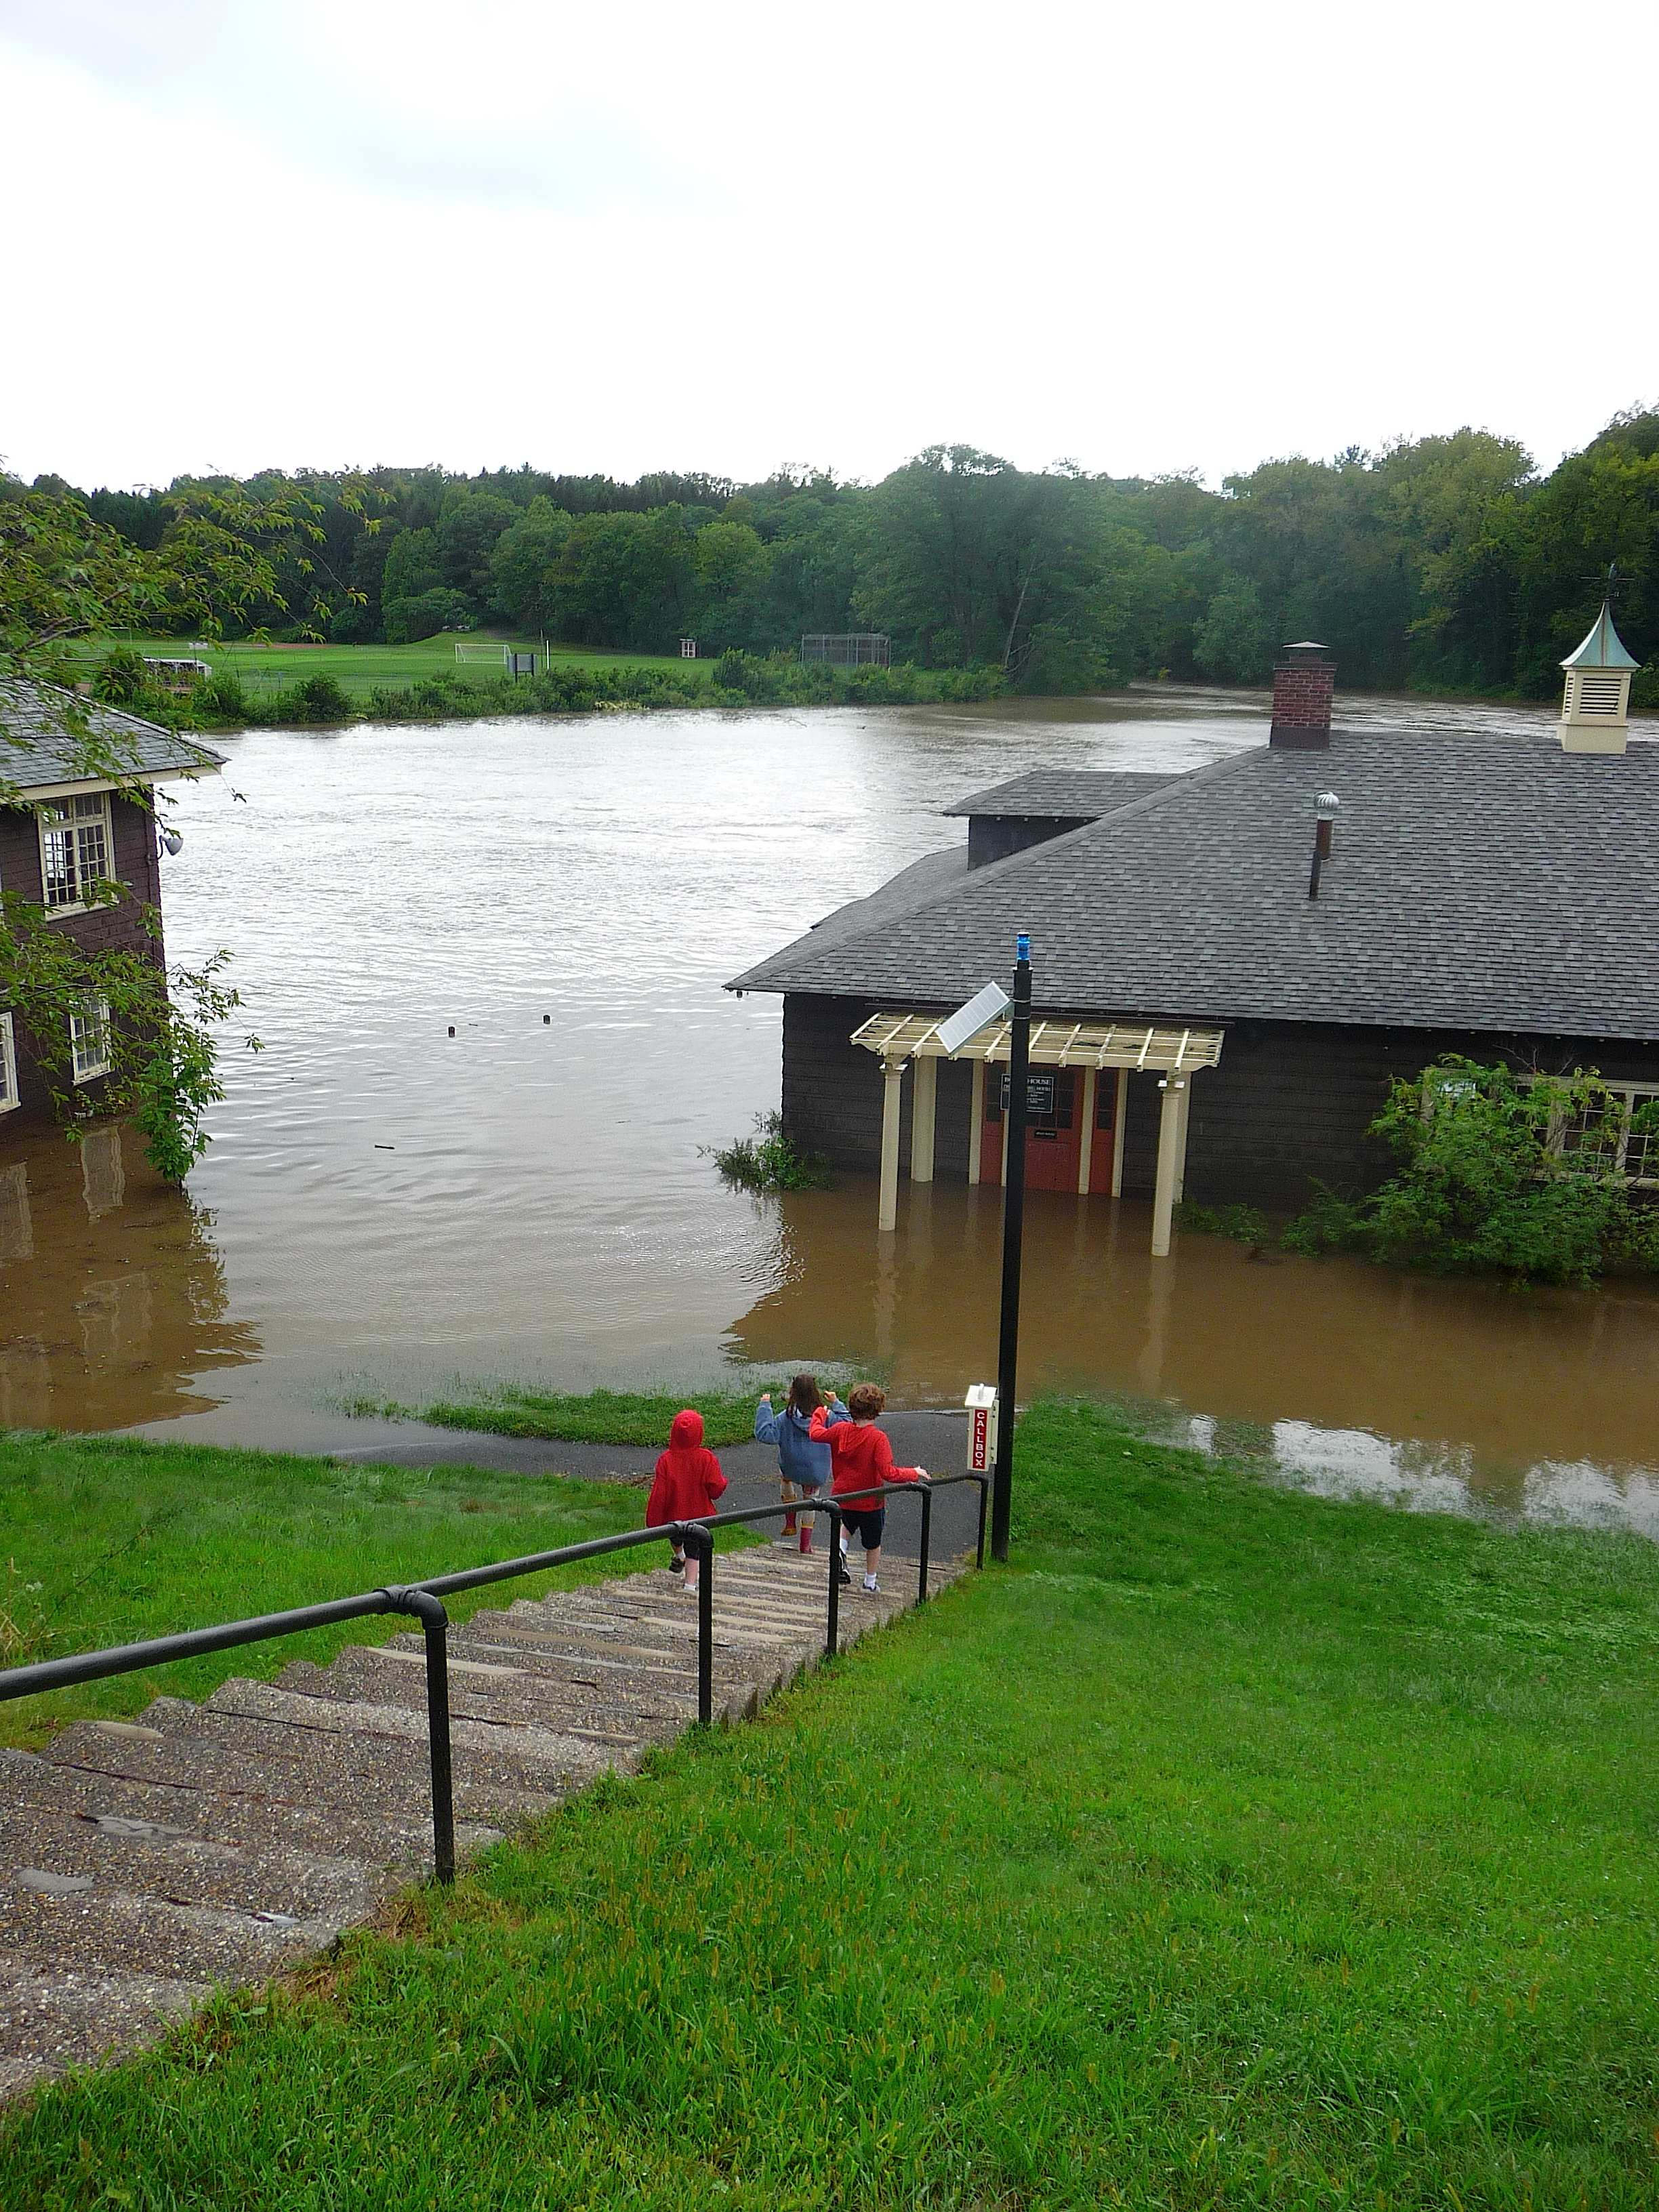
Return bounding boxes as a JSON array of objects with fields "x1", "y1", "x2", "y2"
[
  {"x1": 71, "y1": 633, "x2": 710, "y2": 699},
  {"x1": 358, "y1": 1379, "x2": 863, "y2": 1449},
  {"x1": 4, "y1": 1403, "x2": 1659, "y2": 2207},
  {"x1": 0, "y1": 1431, "x2": 665, "y2": 1750}
]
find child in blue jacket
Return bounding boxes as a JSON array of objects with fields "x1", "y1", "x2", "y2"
[{"x1": 755, "y1": 1374, "x2": 846, "y2": 1554}]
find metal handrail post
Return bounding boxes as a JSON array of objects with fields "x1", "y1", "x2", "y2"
[
  {"x1": 382, "y1": 1586, "x2": 455, "y2": 1885},
  {"x1": 676, "y1": 1523, "x2": 715, "y2": 1726},
  {"x1": 918, "y1": 1482, "x2": 933, "y2": 1604},
  {"x1": 825, "y1": 1504, "x2": 842, "y2": 1657}
]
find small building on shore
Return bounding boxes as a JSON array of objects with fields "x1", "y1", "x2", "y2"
[
  {"x1": 1, "y1": 684, "x2": 223, "y2": 1125},
  {"x1": 728, "y1": 610, "x2": 1658, "y2": 1252}
]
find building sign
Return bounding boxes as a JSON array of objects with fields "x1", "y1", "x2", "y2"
[{"x1": 1000, "y1": 1071, "x2": 1056, "y2": 1116}]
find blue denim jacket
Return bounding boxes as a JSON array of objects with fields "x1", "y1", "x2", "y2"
[{"x1": 754, "y1": 1397, "x2": 846, "y2": 1487}]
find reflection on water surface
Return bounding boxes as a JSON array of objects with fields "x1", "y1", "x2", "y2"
[{"x1": 2, "y1": 685, "x2": 1656, "y2": 1531}]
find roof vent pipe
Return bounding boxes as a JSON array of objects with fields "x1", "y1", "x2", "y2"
[
  {"x1": 1307, "y1": 790, "x2": 1338, "y2": 900},
  {"x1": 1271, "y1": 642, "x2": 1335, "y2": 750}
]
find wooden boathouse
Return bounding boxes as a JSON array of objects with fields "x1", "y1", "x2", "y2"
[{"x1": 728, "y1": 615, "x2": 1659, "y2": 1254}]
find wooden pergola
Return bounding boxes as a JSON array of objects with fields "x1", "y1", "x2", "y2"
[{"x1": 851, "y1": 1012, "x2": 1226, "y2": 1256}]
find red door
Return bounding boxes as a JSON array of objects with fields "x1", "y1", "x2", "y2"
[{"x1": 980, "y1": 1068, "x2": 1084, "y2": 1191}]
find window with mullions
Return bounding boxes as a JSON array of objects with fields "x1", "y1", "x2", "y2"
[
  {"x1": 70, "y1": 998, "x2": 112, "y2": 1084},
  {"x1": 1551, "y1": 1081, "x2": 1659, "y2": 1187},
  {"x1": 37, "y1": 793, "x2": 112, "y2": 914},
  {"x1": 0, "y1": 1012, "x2": 17, "y2": 1114}
]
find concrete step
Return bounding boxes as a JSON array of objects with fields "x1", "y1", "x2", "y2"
[
  {"x1": 0, "y1": 1792, "x2": 386, "y2": 1925},
  {"x1": 0, "y1": 1529, "x2": 975, "y2": 2100},
  {"x1": 202, "y1": 1679, "x2": 626, "y2": 1790},
  {"x1": 270, "y1": 1651, "x2": 665, "y2": 1751},
  {"x1": 54, "y1": 1699, "x2": 550, "y2": 1839},
  {"x1": 0, "y1": 1965, "x2": 210, "y2": 2100}
]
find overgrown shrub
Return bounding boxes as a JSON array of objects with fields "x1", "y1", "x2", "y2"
[
  {"x1": 283, "y1": 674, "x2": 353, "y2": 723},
  {"x1": 705, "y1": 1111, "x2": 831, "y2": 1193},
  {"x1": 1176, "y1": 1200, "x2": 1269, "y2": 1244},
  {"x1": 1284, "y1": 1058, "x2": 1658, "y2": 1282}
]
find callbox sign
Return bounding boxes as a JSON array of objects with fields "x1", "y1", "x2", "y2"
[{"x1": 1000, "y1": 1071, "x2": 1056, "y2": 1117}]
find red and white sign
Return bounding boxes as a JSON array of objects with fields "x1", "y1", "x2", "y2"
[{"x1": 965, "y1": 1385, "x2": 997, "y2": 1471}]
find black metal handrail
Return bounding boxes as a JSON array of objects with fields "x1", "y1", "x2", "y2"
[{"x1": 0, "y1": 1473, "x2": 989, "y2": 1885}]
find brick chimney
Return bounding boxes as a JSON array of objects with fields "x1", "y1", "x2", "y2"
[{"x1": 1269, "y1": 642, "x2": 1334, "y2": 750}]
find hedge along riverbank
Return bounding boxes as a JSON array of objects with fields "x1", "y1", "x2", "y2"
[{"x1": 103, "y1": 652, "x2": 1012, "y2": 732}]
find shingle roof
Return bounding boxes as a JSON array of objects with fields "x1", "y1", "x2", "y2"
[
  {"x1": 0, "y1": 682, "x2": 224, "y2": 792},
  {"x1": 940, "y1": 769, "x2": 1179, "y2": 818},
  {"x1": 791, "y1": 847, "x2": 972, "y2": 962},
  {"x1": 728, "y1": 726, "x2": 1659, "y2": 1041}
]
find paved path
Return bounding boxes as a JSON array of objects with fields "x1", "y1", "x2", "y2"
[
  {"x1": 0, "y1": 1543, "x2": 964, "y2": 2103},
  {"x1": 329, "y1": 1410, "x2": 981, "y2": 1560}
]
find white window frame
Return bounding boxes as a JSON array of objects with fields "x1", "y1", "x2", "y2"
[
  {"x1": 1546, "y1": 1077, "x2": 1659, "y2": 1189},
  {"x1": 69, "y1": 998, "x2": 112, "y2": 1084},
  {"x1": 37, "y1": 791, "x2": 114, "y2": 916},
  {"x1": 0, "y1": 1012, "x2": 17, "y2": 1115}
]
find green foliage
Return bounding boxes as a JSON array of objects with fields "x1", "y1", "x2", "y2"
[
  {"x1": 382, "y1": 585, "x2": 470, "y2": 644},
  {"x1": 0, "y1": 1432, "x2": 646, "y2": 1748},
  {"x1": 91, "y1": 644, "x2": 153, "y2": 705},
  {"x1": 22, "y1": 411, "x2": 1659, "y2": 703},
  {"x1": 1285, "y1": 1059, "x2": 1659, "y2": 1282},
  {"x1": 411, "y1": 1385, "x2": 777, "y2": 1448},
  {"x1": 705, "y1": 1109, "x2": 831, "y2": 1191},
  {"x1": 1176, "y1": 1199, "x2": 1270, "y2": 1244},
  {"x1": 0, "y1": 890, "x2": 256, "y2": 1179},
  {"x1": 8, "y1": 1403, "x2": 1659, "y2": 2207},
  {"x1": 1279, "y1": 1181, "x2": 1369, "y2": 1255},
  {"x1": 283, "y1": 672, "x2": 353, "y2": 722}
]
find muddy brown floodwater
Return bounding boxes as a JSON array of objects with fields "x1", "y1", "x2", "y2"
[{"x1": 3, "y1": 685, "x2": 1657, "y2": 1532}]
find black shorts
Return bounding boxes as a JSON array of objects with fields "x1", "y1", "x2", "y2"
[{"x1": 840, "y1": 1508, "x2": 885, "y2": 1549}]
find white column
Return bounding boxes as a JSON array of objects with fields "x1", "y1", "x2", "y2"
[
  {"x1": 1151, "y1": 1076, "x2": 1185, "y2": 1258},
  {"x1": 910, "y1": 1053, "x2": 937, "y2": 1184},
  {"x1": 1078, "y1": 1066, "x2": 1097, "y2": 1195},
  {"x1": 967, "y1": 1061, "x2": 985, "y2": 1186},
  {"x1": 878, "y1": 1059, "x2": 904, "y2": 1233},
  {"x1": 1110, "y1": 1066, "x2": 1128, "y2": 1197},
  {"x1": 1173, "y1": 1076, "x2": 1193, "y2": 1202}
]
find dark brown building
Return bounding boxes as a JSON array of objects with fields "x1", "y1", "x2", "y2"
[
  {"x1": 729, "y1": 628, "x2": 1658, "y2": 1253},
  {"x1": 1, "y1": 684, "x2": 223, "y2": 1125}
]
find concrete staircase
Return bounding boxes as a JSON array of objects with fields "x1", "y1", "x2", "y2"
[{"x1": 0, "y1": 1545, "x2": 958, "y2": 2102}]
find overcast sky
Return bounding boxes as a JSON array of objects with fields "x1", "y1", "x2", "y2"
[{"x1": 2, "y1": 0, "x2": 1654, "y2": 493}]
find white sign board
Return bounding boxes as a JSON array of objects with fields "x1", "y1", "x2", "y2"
[{"x1": 937, "y1": 981, "x2": 1012, "y2": 1056}]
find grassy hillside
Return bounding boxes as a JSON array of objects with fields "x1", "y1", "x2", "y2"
[{"x1": 5, "y1": 1401, "x2": 1657, "y2": 2206}]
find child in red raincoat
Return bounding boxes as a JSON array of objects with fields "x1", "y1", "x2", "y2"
[
  {"x1": 809, "y1": 1383, "x2": 927, "y2": 1596},
  {"x1": 645, "y1": 1408, "x2": 729, "y2": 1590}
]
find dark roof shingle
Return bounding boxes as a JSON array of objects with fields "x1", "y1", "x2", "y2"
[
  {"x1": 940, "y1": 769, "x2": 1178, "y2": 818},
  {"x1": 0, "y1": 682, "x2": 224, "y2": 792},
  {"x1": 729, "y1": 727, "x2": 1659, "y2": 1041}
]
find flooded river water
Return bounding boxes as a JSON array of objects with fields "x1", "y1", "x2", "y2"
[{"x1": 3, "y1": 684, "x2": 1658, "y2": 1533}]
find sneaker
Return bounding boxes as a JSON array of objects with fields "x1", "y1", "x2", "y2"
[
  {"x1": 668, "y1": 1556, "x2": 685, "y2": 1576},
  {"x1": 835, "y1": 1564, "x2": 853, "y2": 1586},
  {"x1": 862, "y1": 1576, "x2": 880, "y2": 1595}
]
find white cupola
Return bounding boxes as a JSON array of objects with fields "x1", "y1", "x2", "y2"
[{"x1": 1559, "y1": 581, "x2": 1640, "y2": 754}]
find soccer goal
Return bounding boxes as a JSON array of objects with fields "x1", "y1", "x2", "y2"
[{"x1": 453, "y1": 641, "x2": 513, "y2": 669}]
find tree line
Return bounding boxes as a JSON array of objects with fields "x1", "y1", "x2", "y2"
[{"x1": 26, "y1": 409, "x2": 1659, "y2": 698}]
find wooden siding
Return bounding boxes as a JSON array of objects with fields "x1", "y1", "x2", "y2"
[
  {"x1": 967, "y1": 816, "x2": 1077, "y2": 868},
  {"x1": 780, "y1": 994, "x2": 1659, "y2": 1208}
]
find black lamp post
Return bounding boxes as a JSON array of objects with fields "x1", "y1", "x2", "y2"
[{"x1": 991, "y1": 932, "x2": 1031, "y2": 1562}]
